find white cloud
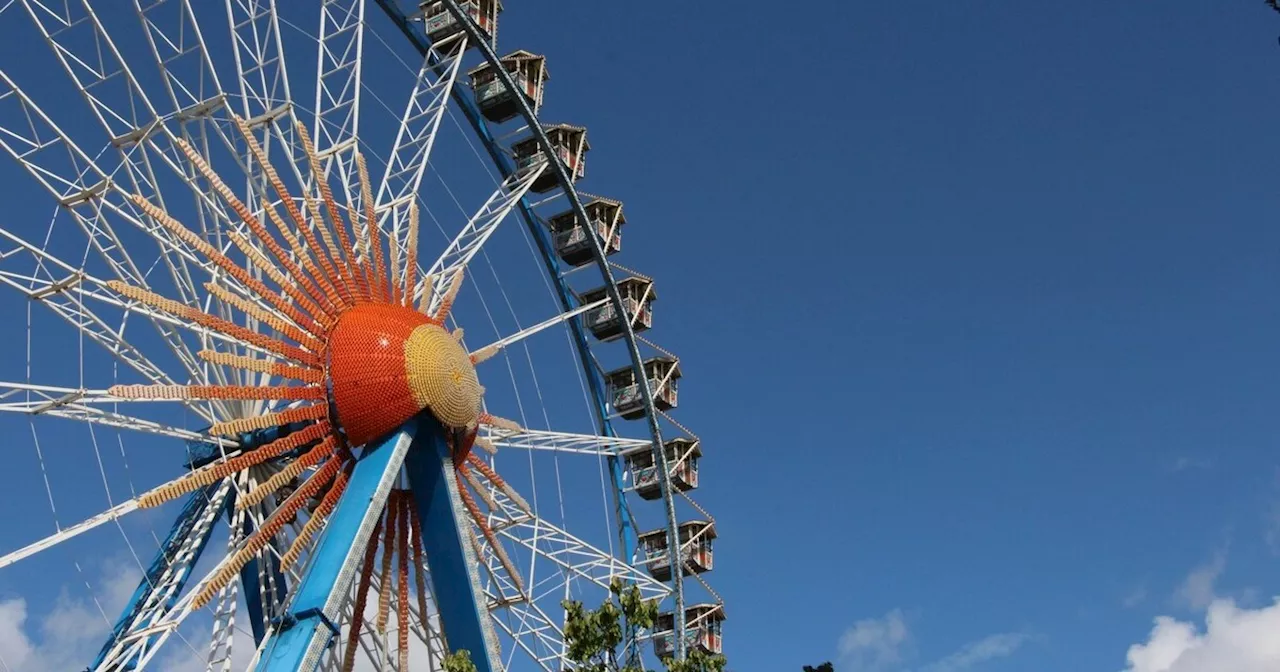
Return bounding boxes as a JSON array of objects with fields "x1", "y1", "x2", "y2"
[
  {"x1": 151, "y1": 603, "x2": 255, "y2": 672},
  {"x1": 1123, "y1": 585, "x2": 1148, "y2": 609},
  {"x1": 0, "y1": 560, "x2": 141, "y2": 672},
  {"x1": 1123, "y1": 598, "x2": 1280, "y2": 672},
  {"x1": 1169, "y1": 457, "x2": 1212, "y2": 472},
  {"x1": 1174, "y1": 552, "x2": 1226, "y2": 611},
  {"x1": 0, "y1": 600, "x2": 34, "y2": 670},
  {"x1": 836, "y1": 610, "x2": 1027, "y2": 672},
  {"x1": 838, "y1": 609, "x2": 910, "y2": 671},
  {"x1": 918, "y1": 633, "x2": 1031, "y2": 672},
  {"x1": 0, "y1": 555, "x2": 435, "y2": 671}
]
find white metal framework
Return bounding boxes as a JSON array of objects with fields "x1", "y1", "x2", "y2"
[{"x1": 0, "y1": 1, "x2": 720, "y2": 670}]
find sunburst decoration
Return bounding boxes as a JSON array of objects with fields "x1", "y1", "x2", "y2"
[{"x1": 107, "y1": 114, "x2": 532, "y2": 647}]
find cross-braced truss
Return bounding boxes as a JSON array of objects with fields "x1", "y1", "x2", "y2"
[{"x1": 0, "y1": 1, "x2": 718, "y2": 670}]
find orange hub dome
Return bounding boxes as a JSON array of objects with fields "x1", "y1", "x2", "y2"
[{"x1": 328, "y1": 303, "x2": 483, "y2": 446}]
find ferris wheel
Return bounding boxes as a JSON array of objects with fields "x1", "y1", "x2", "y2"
[{"x1": 0, "y1": 1, "x2": 724, "y2": 671}]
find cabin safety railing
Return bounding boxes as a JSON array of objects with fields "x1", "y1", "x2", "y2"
[
  {"x1": 614, "y1": 377, "x2": 677, "y2": 411},
  {"x1": 474, "y1": 74, "x2": 535, "y2": 103},
  {"x1": 556, "y1": 219, "x2": 620, "y2": 251}
]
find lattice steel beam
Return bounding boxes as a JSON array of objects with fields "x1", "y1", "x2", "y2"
[{"x1": 419, "y1": 159, "x2": 548, "y2": 315}]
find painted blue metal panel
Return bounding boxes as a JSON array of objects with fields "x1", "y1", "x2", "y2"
[
  {"x1": 404, "y1": 414, "x2": 500, "y2": 672},
  {"x1": 254, "y1": 422, "x2": 417, "y2": 671}
]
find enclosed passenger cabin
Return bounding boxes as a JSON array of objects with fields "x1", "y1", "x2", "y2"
[
  {"x1": 419, "y1": 0, "x2": 501, "y2": 47},
  {"x1": 637, "y1": 519, "x2": 714, "y2": 582},
  {"x1": 545, "y1": 196, "x2": 624, "y2": 267},
  {"x1": 654, "y1": 604, "x2": 726, "y2": 660},
  {"x1": 579, "y1": 277, "x2": 653, "y2": 342},
  {"x1": 622, "y1": 438, "x2": 700, "y2": 500},
  {"x1": 511, "y1": 123, "x2": 588, "y2": 193},
  {"x1": 468, "y1": 50, "x2": 548, "y2": 123},
  {"x1": 605, "y1": 357, "x2": 680, "y2": 420}
]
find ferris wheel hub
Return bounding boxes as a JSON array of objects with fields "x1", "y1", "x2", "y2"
[{"x1": 329, "y1": 302, "x2": 483, "y2": 447}]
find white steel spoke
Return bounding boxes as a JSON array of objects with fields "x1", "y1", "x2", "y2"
[
  {"x1": 470, "y1": 297, "x2": 606, "y2": 363},
  {"x1": 374, "y1": 35, "x2": 466, "y2": 279},
  {"x1": 312, "y1": 0, "x2": 365, "y2": 209},
  {"x1": 134, "y1": 0, "x2": 224, "y2": 114},
  {"x1": 481, "y1": 426, "x2": 650, "y2": 457},
  {"x1": 418, "y1": 160, "x2": 548, "y2": 314},
  {"x1": 226, "y1": 0, "x2": 306, "y2": 198},
  {"x1": 0, "y1": 382, "x2": 229, "y2": 444},
  {"x1": 0, "y1": 498, "x2": 139, "y2": 570},
  {"x1": 374, "y1": 36, "x2": 464, "y2": 207},
  {"x1": 204, "y1": 556, "x2": 242, "y2": 672},
  {"x1": 485, "y1": 485, "x2": 671, "y2": 601},
  {"x1": 0, "y1": 70, "x2": 216, "y2": 391},
  {"x1": 226, "y1": 0, "x2": 292, "y2": 120},
  {"x1": 490, "y1": 600, "x2": 565, "y2": 672},
  {"x1": 0, "y1": 382, "x2": 249, "y2": 416}
]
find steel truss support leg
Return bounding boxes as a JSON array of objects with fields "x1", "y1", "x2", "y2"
[
  {"x1": 252, "y1": 422, "x2": 417, "y2": 671},
  {"x1": 238, "y1": 512, "x2": 287, "y2": 644},
  {"x1": 91, "y1": 483, "x2": 229, "y2": 672},
  {"x1": 405, "y1": 414, "x2": 501, "y2": 672}
]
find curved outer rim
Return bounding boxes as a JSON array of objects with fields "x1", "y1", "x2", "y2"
[{"x1": 373, "y1": 0, "x2": 690, "y2": 661}]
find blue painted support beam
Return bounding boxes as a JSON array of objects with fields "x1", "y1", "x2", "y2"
[
  {"x1": 404, "y1": 414, "x2": 501, "y2": 672},
  {"x1": 89, "y1": 483, "x2": 227, "y2": 671},
  {"x1": 371, "y1": 0, "x2": 639, "y2": 564},
  {"x1": 192, "y1": 424, "x2": 304, "y2": 644},
  {"x1": 253, "y1": 423, "x2": 418, "y2": 671},
  {"x1": 236, "y1": 514, "x2": 289, "y2": 644},
  {"x1": 239, "y1": 534, "x2": 269, "y2": 644}
]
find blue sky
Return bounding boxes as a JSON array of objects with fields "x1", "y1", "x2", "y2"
[
  {"x1": 507, "y1": 1, "x2": 1280, "y2": 670},
  {"x1": 1, "y1": 2, "x2": 1280, "y2": 671}
]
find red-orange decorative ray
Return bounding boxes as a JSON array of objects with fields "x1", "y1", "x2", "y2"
[
  {"x1": 396, "y1": 494, "x2": 411, "y2": 672},
  {"x1": 296, "y1": 122, "x2": 368, "y2": 301},
  {"x1": 206, "y1": 403, "x2": 328, "y2": 437},
  {"x1": 106, "y1": 117, "x2": 536, "y2": 653},
  {"x1": 409, "y1": 503, "x2": 430, "y2": 619},
  {"x1": 343, "y1": 514, "x2": 382, "y2": 672},
  {"x1": 280, "y1": 456, "x2": 353, "y2": 571},
  {"x1": 356, "y1": 153, "x2": 390, "y2": 303}
]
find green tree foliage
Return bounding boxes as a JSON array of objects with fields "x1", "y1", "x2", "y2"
[
  {"x1": 443, "y1": 650, "x2": 479, "y2": 672},
  {"x1": 561, "y1": 578, "x2": 727, "y2": 672},
  {"x1": 443, "y1": 583, "x2": 729, "y2": 672},
  {"x1": 664, "y1": 648, "x2": 728, "y2": 672},
  {"x1": 803, "y1": 663, "x2": 834, "y2": 672}
]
